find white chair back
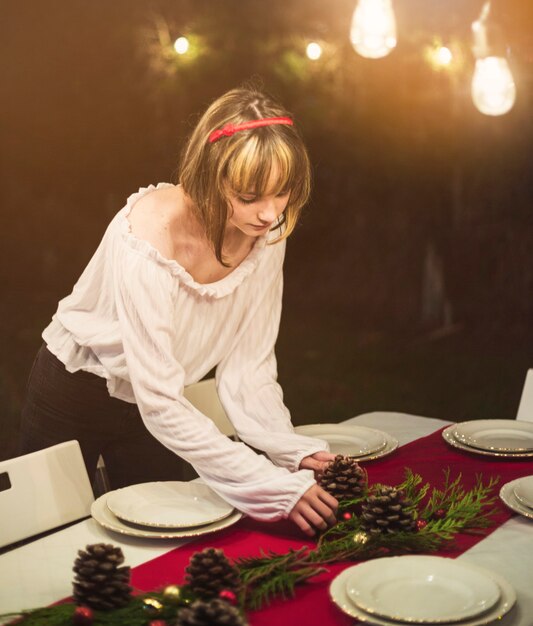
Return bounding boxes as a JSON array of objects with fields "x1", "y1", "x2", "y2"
[
  {"x1": 0, "y1": 441, "x2": 94, "y2": 549},
  {"x1": 184, "y1": 378, "x2": 236, "y2": 437},
  {"x1": 516, "y1": 369, "x2": 533, "y2": 422}
]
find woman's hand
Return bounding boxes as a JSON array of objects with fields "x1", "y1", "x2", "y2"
[
  {"x1": 288, "y1": 483, "x2": 338, "y2": 537},
  {"x1": 299, "y1": 451, "x2": 337, "y2": 479}
]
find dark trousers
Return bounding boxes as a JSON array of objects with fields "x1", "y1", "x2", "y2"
[{"x1": 19, "y1": 344, "x2": 196, "y2": 490}]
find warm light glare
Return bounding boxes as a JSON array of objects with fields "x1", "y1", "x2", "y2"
[
  {"x1": 435, "y1": 46, "x2": 453, "y2": 66},
  {"x1": 471, "y1": 56, "x2": 516, "y2": 116},
  {"x1": 306, "y1": 42, "x2": 323, "y2": 61},
  {"x1": 350, "y1": 0, "x2": 397, "y2": 59},
  {"x1": 173, "y1": 36, "x2": 190, "y2": 55}
]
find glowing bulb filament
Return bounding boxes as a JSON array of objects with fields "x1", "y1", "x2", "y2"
[
  {"x1": 350, "y1": 0, "x2": 397, "y2": 59},
  {"x1": 471, "y1": 57, "x2": 516, "y2": 116}
]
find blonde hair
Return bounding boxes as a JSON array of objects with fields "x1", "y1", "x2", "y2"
[{"x1": 179, "y1": 88, "x2": 311, "y2": 265}]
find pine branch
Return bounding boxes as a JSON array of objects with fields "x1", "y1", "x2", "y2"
[
  {"x1": 236, "y1": 547, "x2": 327, "y2": 610},
  {"x1": 422, "y1": 472, "x2": 500, "y2": 529},
  {"x1": 396, "y1": 469, "x2": 431, "y2": 508},
  {"x1": 337, "y1": 494, "x2": 367, "y2": 512},
  {"x1": 245, "y1": 564, "x2": 327, "y2": 610}
]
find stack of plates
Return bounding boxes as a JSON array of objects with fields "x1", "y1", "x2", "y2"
[
  {"x1": 294, "y1": 424, "x2": 398, "y2": 461},
  {"x1": 90, "y1": 481, "x2": 242, "y2": 539},
  {"x1": 500, "y1": 475, "x2": 533, "y2": 520},
  {"x1": 442, "y1": 420, "x2": 533, "y2": 458},
  {"x1": 330, "y1": 555, "x2": 516, "y2": 625}
]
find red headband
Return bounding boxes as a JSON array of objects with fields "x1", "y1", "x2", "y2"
[{"x1": 208, "y1": 116, "x2": 294, "y2": 143}]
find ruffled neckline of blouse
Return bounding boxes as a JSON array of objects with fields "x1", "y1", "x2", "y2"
[{"x1": 119, "y1": 182, "x2": 269, "y2": 299}]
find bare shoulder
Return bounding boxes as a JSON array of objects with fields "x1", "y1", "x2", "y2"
[{"x1": 127, "y1": 185, "x2": 182, "y2": 258}]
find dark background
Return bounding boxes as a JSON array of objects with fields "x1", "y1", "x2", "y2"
[{"x1": 1, "y1": 0, "x2": 532, "y2": 461}]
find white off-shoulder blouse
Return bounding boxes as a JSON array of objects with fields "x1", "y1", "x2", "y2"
[{"x1": 43, "y1": 183, "x2": 328, "y2": 520}]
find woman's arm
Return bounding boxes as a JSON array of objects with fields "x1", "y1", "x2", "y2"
[{"x1": 216, "y1": 240, "x2": 331, "y2": 473}]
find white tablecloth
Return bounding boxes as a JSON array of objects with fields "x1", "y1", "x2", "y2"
[{"x1": 1, "y1": 412, "x2": 532, "y2": 625}]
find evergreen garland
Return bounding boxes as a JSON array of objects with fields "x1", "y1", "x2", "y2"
[{"x1": 2, "y1": 468, "x2": 500, "y2": 625}]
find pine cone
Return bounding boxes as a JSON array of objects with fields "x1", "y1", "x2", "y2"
[
  {"x1": 361, "y1": 486, "x2": 417, "y2": 535},
  {"x1": 319, "y1": 455, "x2": 367, "y2": 501},
  {"x1": 176, "y1": 599, "x2": 247, "y2": 626},
  {"x1": 185, "y1": 548, "x2": 241, "y2": 599},
  {"x1": 72, "y1": 543, "x2": 132, "y2": 610}
]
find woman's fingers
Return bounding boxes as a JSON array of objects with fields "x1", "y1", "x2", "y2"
[
  {"x1": 289, "y1": 502, "x2": 327, "y2": 535},
  {"x1": 312, "y1": 451, "x2": 336, "y2": 462},
  {"x1": 289, "y1": 484, "x2": 339, "y2": 536},
  {"x1": 299, "y1": 452, "x2": 336, "y2": 477},
  {"x1": 289, "y1": 510, "x2": 315, "y2": 537},
  {"x1": 299, "y1": 457, "x2": 320, "y2": 472},
  {"x1": 316, "y1": 486, "x2": 339, "y2": 512}
]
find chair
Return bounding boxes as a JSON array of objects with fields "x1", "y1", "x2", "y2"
[
  {"x1": 0, "y1": 440, "x2": 94, "y2": 549},
  {"x1": 95, "y1": 379, "x2": 236, "y2": 495},
  {"x1": 184, "y1": 378, "x2": 236, "y2": 438},
  {"x1": 516, "y1": 369, "x2": 533, "y2": 422}
]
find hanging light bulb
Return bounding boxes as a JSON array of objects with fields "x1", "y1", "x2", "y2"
[
  {"x1": 471, "y1": 57, "x2": 516, "y2": 116},
  {"x1": 306, "y1": 42, "x2": 323, "y2": 61},
  {"x1": 350, "y1": 0, "x2": 397, "y2": 59},
  {"x1": 435, "y1": 46, "x2": 453, "y2": 67},
  {"x1": 173, "y1": 36, "x2": 190, "y2": 55},
  {"x1": 470, "y1": 2, "x2": 516, "y2": 116}
]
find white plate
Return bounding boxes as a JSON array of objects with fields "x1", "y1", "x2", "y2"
[
  {"x1": 295, "y1": 424, "x2": 397, "y2": 461},
  {"x1": 443, "y1": 425, "x2": 533, "y2": 458},
  {"x1": 500, "y1": 478, "x2": 533, "y2": 520},
  {"x1": 513, "y1": 475, "x2": 533, "y2": 509},
  {"x1": 91, "y1": 493, "x2": 242, "y2": 539},
  {"x1": 330, "y1": 562, "x2": 516, "y2": 626},
  {"x1": 345, "y1": 556, "x2": 500, "y2": 623},
  {"x1": 454, "y1": 420, "x2": 533, "y2": 452},
  {"x1": 105, "y1": 481, "x2": 234, "y2": 528}
]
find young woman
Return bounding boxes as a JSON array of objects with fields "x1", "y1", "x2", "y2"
[{"x1": 20, "y1": 87, "x2": 338, "y2": 536}]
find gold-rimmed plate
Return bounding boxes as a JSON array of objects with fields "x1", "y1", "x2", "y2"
[
  {"x1": 513, "y1": 476, "x2": 533, "y2": 509},
  {"x1": 443, "y1": 425, "x2": 533, "y2": 458},
  {"x1": 295, "y1": 424, "x2": 398, "y2": 461},
  {"x1": 330, "y1": 561, "x2": 516, "y2": 626},
  {"x1": 344, "y1": 556, "x2": 500, "y2": 623},
  {"x1": 106, "y1": 481, "x2": 234, "y2": 528},
  {"x1": 91, "y1": 494, "x2": 242, "y2": 539},
  {"x1": 454, "y1": 420, "x2": 533, "y2": 453},
  {"x1": 500, "y1": 478, "x2": 533, "y2": 521}
]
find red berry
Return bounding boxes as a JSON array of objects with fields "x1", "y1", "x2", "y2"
[
  {"x1": 219, "y1": 589, "x2": 238, "y2": 605},
  {"x1": 342, "y1": 512, "x2": 352, "y2": 520},
  {"x1": 434, "y1": 509, "x2": 446, "y2": 520},
  {"x1": 416, "y1": 519, "x2": 428, "y2": 531},
  {"x1": 72, "y1": 606, "x2": 94, "y2": 626}
]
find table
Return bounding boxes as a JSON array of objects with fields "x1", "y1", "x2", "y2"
[{"x1": 1, "y1": 412, "x2": 532, "y2": 625}]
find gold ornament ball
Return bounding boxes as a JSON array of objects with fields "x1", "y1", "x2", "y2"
[
  {"x1": 142, "y1": 597, "x2": 164, "y2": 616},
  {"x1": 353, "y1": 531, "x2": 369, "y2": 545},
  {"x1": 163, "y1": 585, "x2": 182, "y2": 604}
]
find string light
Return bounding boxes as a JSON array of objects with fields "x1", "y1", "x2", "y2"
[
  {"x1": 306, "y1": 42, "x2": 323, "y2": 61},
  {"x1": 470, "y1": 2, "x2": 516, "y2": 116},
  {"x1": 425, "y1": 41, "x2": 456, "y2": 71},
  {"x1": 155, "y1": 3, "x2": 521, "y2": 118},
  {"x1": 173, "y1": 36, "x2": 190, "y2": 55},
  {"x1": 471, "y1": 57, "x2": 516, "y2": 116},
  {"x1": 435, "y1": 46, "x2": 453, "y2": 67},
  {"x1": 350, "y1": 0, "x2": 397, "y2": 59}
]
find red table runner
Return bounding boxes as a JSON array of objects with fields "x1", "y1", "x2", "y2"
[{"x1": 131, "y1": 427, "x2": 533, "y2": 626}]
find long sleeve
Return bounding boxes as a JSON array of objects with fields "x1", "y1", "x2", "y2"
[
  {"x1": 216, "y1": 240, "x2": 330, "y2": 472},
  {"x1": 110, "y1": 243, "x2": 316, "y2": 520}
]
